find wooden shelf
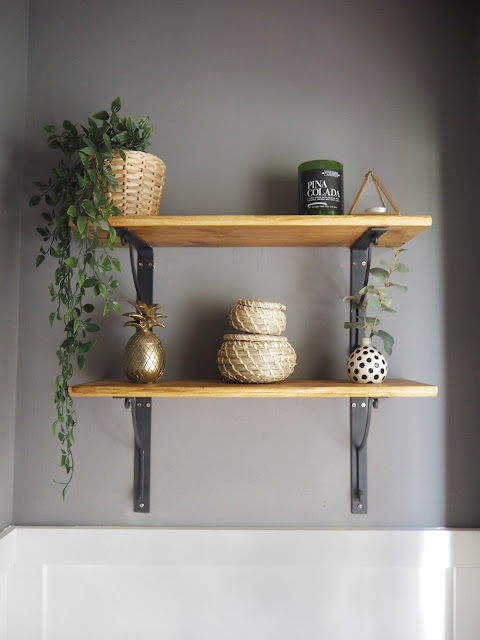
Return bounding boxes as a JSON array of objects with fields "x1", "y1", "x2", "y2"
[
  {"x1": 69, "y1": 379, "x2": 438, "y2": 399},
  {"x1": 107, "y1": 214, "x2": 432, "y2": 248}
]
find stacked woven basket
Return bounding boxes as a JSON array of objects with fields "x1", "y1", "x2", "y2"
[{"x1": 217, "y1": 299, "x2": 297, "y2": 383}]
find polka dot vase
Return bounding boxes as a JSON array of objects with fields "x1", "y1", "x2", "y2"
[{"x1": 347, "y1": 336, "x2": 387, "y2": 384}]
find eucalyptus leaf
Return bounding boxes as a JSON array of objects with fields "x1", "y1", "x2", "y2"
[
  {"x1": 375, "y1": 330, "x2": 395, "y2": 355},
  {"x1": 344, "y1": 321, "x2": 364, "y2": 330},
  {"x1": 396, "y1": 262, "x2": 409, "y2": 274},
  {"x1": 369, "y1": 267, "x2": 389, "y2": 281}
]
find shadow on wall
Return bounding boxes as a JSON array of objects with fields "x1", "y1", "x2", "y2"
[{"x1": 441, "y1": 3, "x2": 480, "y2": 526}]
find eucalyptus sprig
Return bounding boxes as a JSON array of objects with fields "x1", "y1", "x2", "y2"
[
  {"x1": 343, "y1": 246, "x2": 409, "y2": 355},
  {"x1": 31, "y1": 98, "x2": 152, "y2": 497}
]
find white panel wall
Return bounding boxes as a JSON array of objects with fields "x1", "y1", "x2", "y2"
[
  {"x1": 2, "y1": 527, "x2": 480, "y2": 639},
  {"x1": 0, "y1": 529, "x2": 15, "y2": 640}
]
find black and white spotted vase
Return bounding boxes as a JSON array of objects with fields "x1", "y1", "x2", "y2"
[{"x1": 347, "y1": 337, "x2": 387, "y2": 384}]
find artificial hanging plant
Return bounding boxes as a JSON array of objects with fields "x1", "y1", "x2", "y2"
[
  {"x1": 343, "y1": 246, "x2": 409, "y2": 355},
  {"x1": 31, "y1": 97, "x2": 154, "y2": 496}
]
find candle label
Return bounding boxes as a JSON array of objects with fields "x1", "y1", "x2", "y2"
[{"x1": 299, "y1": 168, "x2": 343, "y2": 214}]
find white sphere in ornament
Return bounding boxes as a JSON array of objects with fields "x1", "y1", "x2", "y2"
[{"x1": 347, "y1": 336, "x2": 387, "y2": 384}]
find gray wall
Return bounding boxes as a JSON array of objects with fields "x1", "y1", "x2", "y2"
[
  {"x1": 12, "y1": 0, "x2": 476, "y2": 526},
  {"x1": 0, "y1": 0, "x2": 29, "y2": 531}
]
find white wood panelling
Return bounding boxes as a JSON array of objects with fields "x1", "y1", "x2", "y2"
[
  {"x1": 0, "y1": 528, "x2": 15, "y2": 640},
  {"x1": 2, "y1": 527, "x2": 480, "y2": 639}
]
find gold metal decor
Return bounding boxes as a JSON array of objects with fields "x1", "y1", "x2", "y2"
[
  {"x1": 348, "y1": 170, "x2": 401, "y2": 215},
  {"x1": 123, "y1": 301, "x2": 166, "y2": 383}
]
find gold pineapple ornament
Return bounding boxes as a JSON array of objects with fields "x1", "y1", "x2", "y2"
[{"x1": 123, "y1": 301, "x2": 166, "y2": 383}]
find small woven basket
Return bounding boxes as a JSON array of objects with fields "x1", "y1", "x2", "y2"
[
  {"x1": 217, "y1": 333, "x2": 296, "y2": 383},
  {"x1": 229, "y1": 299, "x2": 286, "y2": 335},
  {"x1": 109, "y1": 150, "x2": 166, "y2": 216}
]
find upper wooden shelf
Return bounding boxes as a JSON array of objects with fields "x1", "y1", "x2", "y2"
[
  {"x1": 69, "y1": 379, "x2": 438, "y2": 399},
  {"x1": 107, "y1": 215, "x2": 432, "y2": 248}
]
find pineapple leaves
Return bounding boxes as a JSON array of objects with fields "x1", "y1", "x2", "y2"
[{"x1": 31, "y1": 98, "x2": 154, "y2": 498}]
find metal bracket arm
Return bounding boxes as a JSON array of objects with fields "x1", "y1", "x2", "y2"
[
  {"x1": 125, "y1": 398, "x2": 152, "y2": 513},
  {"x1": 349, "y1": 227, "x2": 387, "y2": 514},
  {"x1": 117, "y1": 228, "x2": 154, "y2": 305},
  {"x1": 350, "y1": 398, "x2": 378, "y2": 513},
  {"x1": 117, "y1": 228, "x2": 155, "y2": 513}
]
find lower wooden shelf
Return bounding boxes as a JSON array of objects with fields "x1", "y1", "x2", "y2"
[{"x1": 68, "y1": 379, "x2": 438, "y2": 399}]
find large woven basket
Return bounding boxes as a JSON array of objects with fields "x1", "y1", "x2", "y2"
[
  {"x1": 229, "y1": 299, "x2": 286, "y2": 335},
  {"x1": 109, "y1": 150, "x2": 166, "y2": 216},
  {"x1": 217, "y1": 333, "x2": 296, "y2": 383}
]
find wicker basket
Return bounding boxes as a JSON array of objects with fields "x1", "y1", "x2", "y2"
[
  {"x1": 217, "y1": 333, "x2": 296, "y2": 383},
  {"x1": 229, "y1": 299, "x2": 286, "y2": 335},
  {"x1": 109, "y1": 150, "x2": 166, "y2": 216}
]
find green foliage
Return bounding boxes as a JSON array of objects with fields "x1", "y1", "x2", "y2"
[
  {"x1": 31, "y1": 98, "x2": 153, "y2": 497},
  {"x1": 343, "y1": 246, "x2": 409, "y2": 356}
]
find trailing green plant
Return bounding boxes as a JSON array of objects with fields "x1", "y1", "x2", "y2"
[
  {"x1": 31, "y1": 97, "x2": 153, "y2": 497},
  {"x1": 343, "y1": 246, "x2": 409, "y2": 355}
]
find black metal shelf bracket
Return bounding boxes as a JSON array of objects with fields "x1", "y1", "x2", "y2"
[
  {"x1": 118, "y1": 228, "x2": 154, "y2": 513},
  {"x1": 349, "y1": 227, "x2": 388, "y2": 514},
  {"x1": 350, "y1": 397, "x2": 378, "y2": 513}
]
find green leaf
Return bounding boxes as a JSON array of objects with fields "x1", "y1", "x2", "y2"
[
  {"x1": 81, "y1": 200, "x2": 96, "y2": 217},
  {"x1": 76, "y1": 216, "x2": 86, "y2": 233},
  {"x1": 344, "y1": 321, "x2": 364, "y2": 330},
  {"x1": 93, "y1": 110, "x2": 109, "y2": 120},
  {"x1": 84, "y1": 322, "x2": 100, "y2": 332},
  {"x1": 64, "y1": 257, "x2": 78, "y2": 268},
  {"x1": 366, "y1": 296, "x2": 382, "y2": 315},
  {"x1": 375, "y1": 329, "x2": 394, "y2": 355},
  {"x1": 109, "y1": 279, "x2": 120, "y2": 289},
  {"x1": 63, "y1": 119, "x2": 76, "y2": 133},
  {"x1": 111, "y1": 300, "x2": 121, "y2": 313},
  {"x1": 396, "y1": 262, "x2": 409, "y2": 274},
  {"x1": 111, "y1": 97, "x2": 121, "y2": 113},
  {"x1": 66, "y1": 205, "x2": 76, "y2": 217},
  {"x1": 358, "y1": 284, "x2": 377, "y2": 296},
  {"x1": 80, "y1": 146, "x2": 96, "y2": 156},
  {"x1": 77, "y1": 340, "x2": 96, "y2": 353},
  {"x1": 112, "y1": 257, "x2": 121, "y2": 272},
  {"x1": 119, "y1": 150, "x2": 126, "y2": 162},
  {"x1": 49, "y1": 312, "x2": 55, "y2": 327},
  {"x1": 36, "y1": 254, "x2": 45, "y2": 267},
  {"x1": 391, "y1": 283, "x2": 408, "y2": 293},
  {"x1": 108, "y1": 226, "x2": 116, "y2": 245},
  {"x1": 77, "y1": 270, "x2": 85, "y2": 287},
  {"x1": 342, "y1": 295, "x2": 360, "y2": 303},
  {"x1": 98, "y1": 218, "x2": 110, "y2": 231},
  {"x1": 29, "y1": 195, "x2": 41, "y2": 207},
  {"x1": 125, "y1": 115, "x2": 135, "y2": 133},
  {"x1": 111, "y1": 131, "x2": 129, "y2": 145},
  {"x1": 83, "y1": 278, "x2": 97, "y2": 288},
  {"x1": 42, "y1": 124, "x2": 56, "y2": 133},
  {"x1": 77, "y1": 355, "x2": 86, "y2": 370},
  {"x1": 98, "y1": 282, "x2": 107, "y2": 298},
  {"x1": 103, "y1": 301, "x2": 110, "y2": 316},
  {"x1": 381, "y1": 304, "x2": 397, "y2": 313},
  {"x1": 369, "y1": 267, "x2": 389, "y2": 281},
  {"x1": 82, "y1": 304, "x2": 94, "y2": 312}
]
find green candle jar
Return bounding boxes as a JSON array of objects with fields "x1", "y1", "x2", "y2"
[{"x1": 298, "y1": 160, "x2": 344, "y2": 215}]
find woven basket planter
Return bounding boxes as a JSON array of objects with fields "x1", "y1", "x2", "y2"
[
  {"x1": 217, "y1": 333, "x2": 296, "y2": 383},
  {"x1": 229, "y1": 299, "x2": 286, "y2": 335},
  {"x1": 109, "y1": 150, "x2": 166, "y2": 216}
]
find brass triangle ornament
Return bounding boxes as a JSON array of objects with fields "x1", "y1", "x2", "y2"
[{"x1": 348, "y1": 170, "x2": 401, "y2": 215}]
